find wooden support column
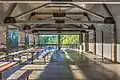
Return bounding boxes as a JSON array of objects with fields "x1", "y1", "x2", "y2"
[
  {"x1": 102, "y1": 31, "x2": 104, "y2": 58},
  {"x1": 102, "y1": 4, "x2": 117, "y2": 63},
  {"x1": 84, "y1": 13, "x2": 96, "y2": 54},
  {"x1": 6, "y1": 25, "x2": 9, "y2": 60},
  {"x1": 79, "y1": 33, "x2": 83, "y2": 51},
  {"x1": 58, "y1": 34, "x2": 61, "y2": 51},
  {"x1": 24, "y1": 31, "x2": 27, "y2": 49},
  {"x1": 111, "y1": 24, "x2": 117, "y2": 62},
  {"x1": 85, "y1": 32, "x2": 89, "y2": 52},
  {"x1": 37, "y1": 34, "x2": 40, "y2": 46},
  {"x1": 39, "y1": 34, "x2": 40, "y2": 47},
  {"x1": 34, "y1": 34, "x2": 40, "y2": 47},
  {"x1": 33, "y1": 34, "x2": 35, "y2": 47},
  {"x1": 94, "y1": 30, "x2": 96, "y2": 55}
]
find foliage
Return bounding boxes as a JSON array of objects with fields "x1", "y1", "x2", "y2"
[
  {"x1": 40, "y1": 35, "x2": 58, "y2": 44},
  {"x1": 61, "y1": 35, "x2": 79, "y2": 44},
  {"x1": 40, "y1": 35, "x2": 80, "y2": 45},
  {"x1": 8, "y1": 30, "x2": 18, "y2": 48}
]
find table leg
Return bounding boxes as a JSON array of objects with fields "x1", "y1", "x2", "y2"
[
  {"x1": 31, "y1": 53, "x2": 34, "y2": 64},
  {"x1": 44, "y1": 57, "x2": 46, "y2": 64},
  {"x1": 19, "y1": 55, "x2": 21, "y2": 63},
  {"x1": 27, "y1": 53, "x2": 29, "y2": 60},
  {"x1": 12, "y1": 55, "x2": 14, "y2": 60},
  {"x1": 37, "y1": 52, "x2": 39, "y2": 59}
]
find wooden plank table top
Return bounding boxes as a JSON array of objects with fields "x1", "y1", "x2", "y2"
[
  {"x1": 9, "y1": 50, "x2": 25, "y2": 56},
  {"x1": 0, "y1": 62, "x2": 10, "y2": 67},
  {"x1": 20, "y1": 64, "x2": 47, "y2": 70},
  {"x1": 9, "y1": 48, "x2": 35, "y2": 56},
  {"x1": 0, "y1": 55, "x2": 7, "y2": 58}
]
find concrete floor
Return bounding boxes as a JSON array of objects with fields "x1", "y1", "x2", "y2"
[{"x1": 8, "y1": 50, "x2": 120, "y2": 80}]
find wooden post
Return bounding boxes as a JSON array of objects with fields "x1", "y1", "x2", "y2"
[
  {"x1": 85, "y1": 32, "x2": 89, "y2": 52},
  {"x1": 39, "y1": 34, "x2": 40, "y2": 47},
  {"x1": 111, "y1": 24, "x2": 117, "y2": 63},
  {"x1": 33, "y1": 34, "x2": 35, "y2": 47},
  {"x1": 102, "y1": 31, "x2": 104, "y2": 59},
  {"x1": 94, "y1": 30, "x2": 96, "y2": 55},
  {"x1": 58, "y1": 34, "x2": 61, "y2": 51},
  {"x1": 6, "y1": 25, "x2": 9, "y2": 60},
  {"x1": 24, "y1": 31, "x2": 27, "y2": 50},
  {"x1": 102, "y1": 4, "x2": 117, "y2": 63},
  {"x1": 37, "y1": 34, "x2": 40, "y2": 46},
  {"x1": 79, "y1": 33, "x2": 83, "y2": 51}
]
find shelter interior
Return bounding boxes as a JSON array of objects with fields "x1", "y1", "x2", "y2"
[{"x1": 0, "y1": 1, "x2": 120, "y2": 80}]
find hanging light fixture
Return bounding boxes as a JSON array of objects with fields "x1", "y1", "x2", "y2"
[
  {"x1": 4, "y1": 17, "x2": 16, "y2": 23},
  {"x1": 32, "y1": 30, "x2": 38, "y2": 33},
  {"x1": 23, "y1": 24, "x2": 31, "y2": 30},
  {"x1": 88, "y1": 25, "x2": 95, "y2": 30}
]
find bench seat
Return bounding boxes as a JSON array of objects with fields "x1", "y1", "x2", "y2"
[
  {"x1": 0, "y1": 62, "x2": 18, "y2": 72},
  {"x1": 29, "y1": 71, "x2": 42, "y2": 80},
  {"x1": 0, "y1": 55, "x2": 7, "y2": 59},
  {"x1": 7, "y1": 70, "x2": 33, "y2": 80},
  {"x1": 0, "y1": 62, "x2": 10, "y2": 67},
  {"x1": 0, "y1": 62, "x2": 18, "y2": 80},
  {"x1": 7, "y1": 70, "x2": 26, "y2": 80}
]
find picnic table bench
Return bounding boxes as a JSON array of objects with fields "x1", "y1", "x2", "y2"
[
  {"x1": 20, "y1": 65, "x2": 47, "y2": 80},
  {"x1": 8, "y1": 50, "x2": 25, "y2": 62},
  {"x1": 24, "y1": 48, "x2": 40, "y2": 64},
  {"x1": 8, "y1": 48, "x2": 48, "y2": 64},
  {"x1": 0, "y1": 52, "x2": 7, "y2": 60},
  {"x1": 38, "y1": 51, "x2": 50, "y2": 63},
  {"x1": 7, "y1": 70, "x2": 33, "y2": 80},
  {"x1": 0, "y1": 62, "x2": 18, "y2": 80},
  {"x1": 8, "y1": 48, "x2": 36, "y2": 63}
]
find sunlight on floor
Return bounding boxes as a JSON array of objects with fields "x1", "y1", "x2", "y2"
[
  {"x1": 69, "y1": 65, "x2": 87, "y2": 80},
  {"x1": 63, "y1": 50, "x2": 74, "y2": 62}
]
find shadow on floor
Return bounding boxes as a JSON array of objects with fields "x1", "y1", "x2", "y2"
[
  {"x1": 37, "y1": 50, "x2": 75, "y2": 80},
  {"x1": 65, "y1": 50, "x2": 120, "y2": 80}
]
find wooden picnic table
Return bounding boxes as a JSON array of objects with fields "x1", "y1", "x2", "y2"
[
  {"x1": 24, "y1": 48, "x2": 37, "y2": 64},
  {"x1": 8, "y1": 48, "x2": 36, "y2": 62},
  {"x1": 8, "y1": 50, "x2": 25, "y2": 62},
  {"x1": 0, "y1": 52, "x2": 7, "y2": 60},
  {"x1": 7, "y1": 70, "x2": 33, "y2": 80},
  {"x1": 0, "y1": 61, "x2": 18, "y2": 80},
  {"x1": 24, "y1": 48, "x2": 41, "y2": 64},
  {"x1": 8, "y1": 48, "x2": 42, "y2": 64}
]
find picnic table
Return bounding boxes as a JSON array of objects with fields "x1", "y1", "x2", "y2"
[
  {"x1": 24, "y1": 48, "x2": 38, "y2": 64},
  {"x1": 7, "y1": 70, "x2": 33, "y2": 80},
  {"x1": 8, "y1": 50, "x2": 25, "y2": 62},
  {"x1": 0, "y1": 61, "x2": 18, "y2": 80},
  {"x1": 8, "y1": 48, "x2": 36, "y2": 63},
  {"x1": 0, "y1": 52, "x2": 7, "y2": 60}
]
